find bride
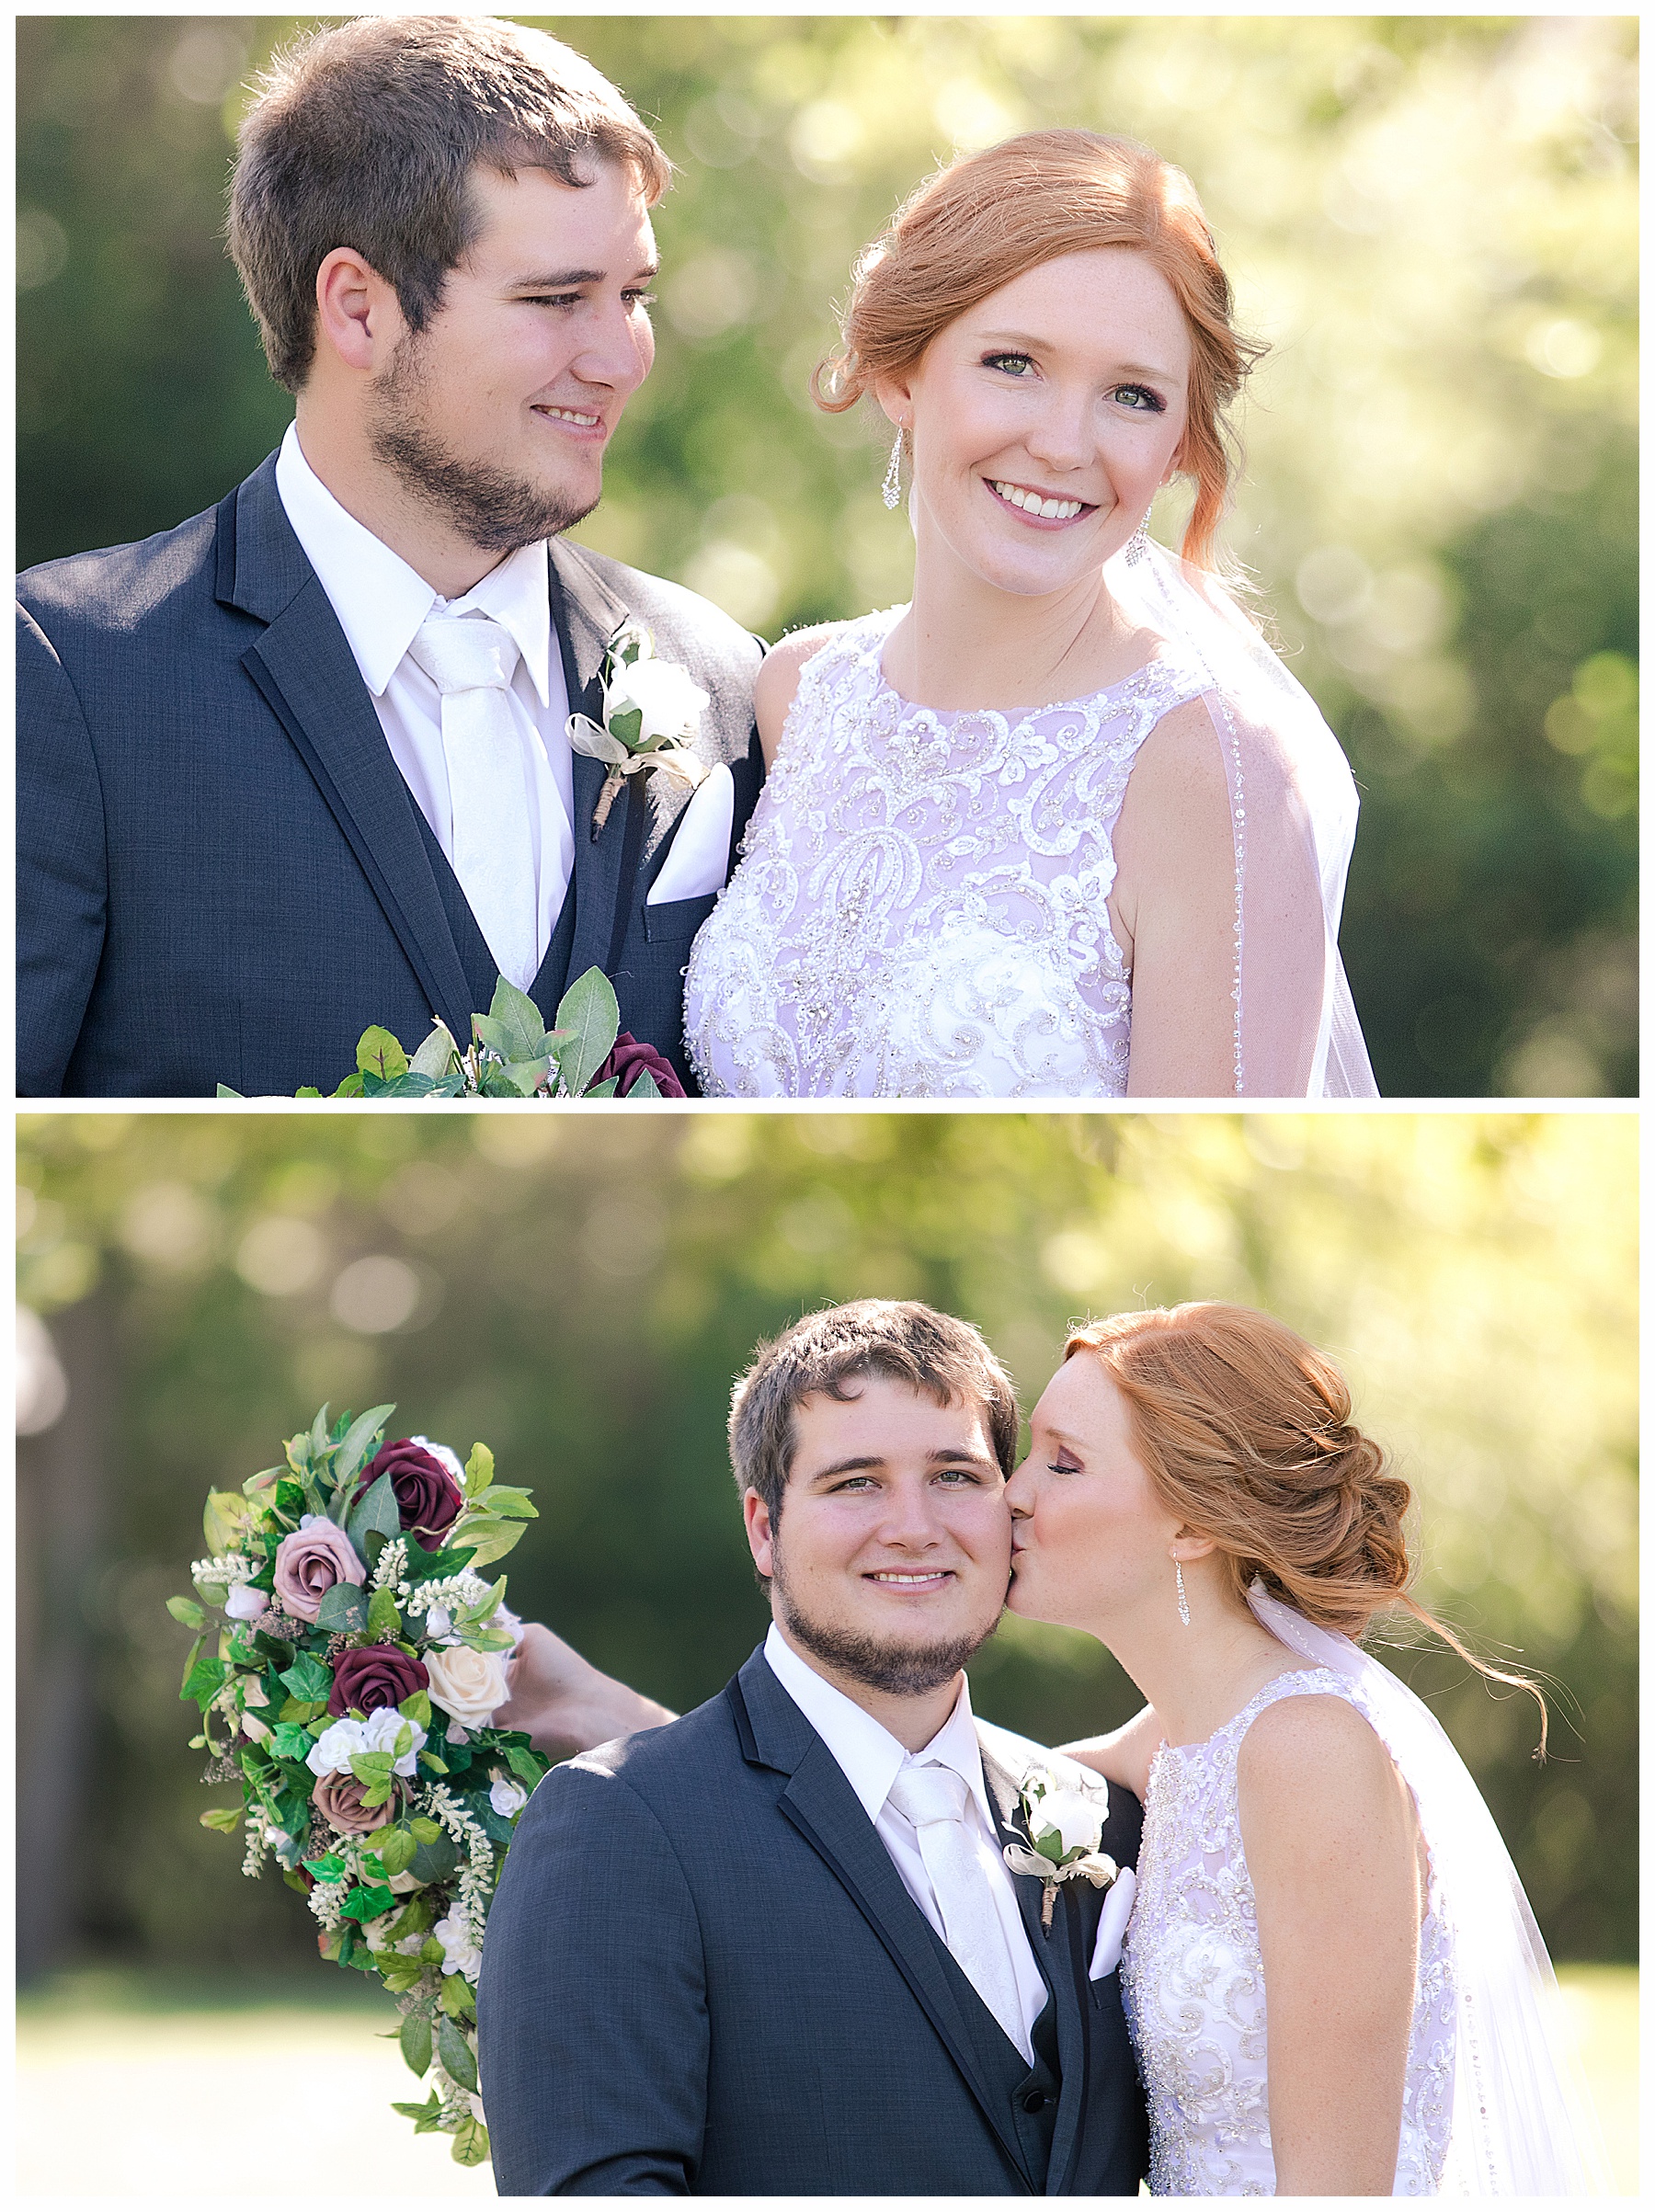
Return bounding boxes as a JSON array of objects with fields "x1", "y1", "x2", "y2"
[
  {"x1": 499, "y1": 1303, "x2": 1605, "y2": 2194},
  {"x1": 683, "y1": 131, "x2": 1377, "y2": 1099}
]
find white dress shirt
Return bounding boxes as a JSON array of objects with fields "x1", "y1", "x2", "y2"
[
  {"x1": 276, "y1": 421, "x2": 576, "y2": 973},
  {"x1": 763, "y1": 1623, "x2": 1049, "y2": 2059}
]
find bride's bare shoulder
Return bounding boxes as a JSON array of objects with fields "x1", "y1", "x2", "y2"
[{"x1": 753, "y1": 621, "x2": 856, "y2": 765}]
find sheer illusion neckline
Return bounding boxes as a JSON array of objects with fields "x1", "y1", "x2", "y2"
[
  {"x1": 1152, "y1": 1665, "x2": 1335, "y2": 1768},
  {"x1": 869, "y1": 610, "x2": 1180, "y2": 722}
]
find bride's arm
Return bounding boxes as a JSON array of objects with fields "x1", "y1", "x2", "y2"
[
  {"x1": 1057, "y1": 1703, "x2": 1164, "y2": 1800},
  {"x1": 494, "y1": 1624, "x2": 677, "y2": 1757},
  {"x1": 1238, "y1": 1693, "x2": 1421, "y2": 2195},
  {"x1": 752, "y1": 627, "x2": 838, "y2": 767}
]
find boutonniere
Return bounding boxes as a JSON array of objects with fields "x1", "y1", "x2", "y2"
[
  {"x1": 1002, "y1": 1768, "x2": 1119, "y2": 1933},
  {"x1": 567, "y1": 621, "x2": 711, "y2": 834}
]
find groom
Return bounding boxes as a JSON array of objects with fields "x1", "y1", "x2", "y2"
[
  {"x1": 478, "y1": 1302, "x2": 1148, "y2": 2195},
  {"x1": 17, "y1": 16, "x2": 762, "y2": 1097}
]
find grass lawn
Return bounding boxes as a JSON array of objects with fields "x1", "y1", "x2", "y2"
[{"x1": 16, "y1": 1962, "x2": 1637, "y2": 2195}]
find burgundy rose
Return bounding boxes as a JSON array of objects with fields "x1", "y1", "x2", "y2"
[
  {"x1": 594, "y1": 1032, "x2": 685, "y2": 1100},
  {"x1": 355, "y1": 1439, "x2": 462, "y2": 1551},
  {"x1": 327, "y1": 1642, "x2": 429, "y2": 1718}
]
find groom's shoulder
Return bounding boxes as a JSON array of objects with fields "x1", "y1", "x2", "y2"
[
  {"x1": 19, "y1": 497, "x2": 223, "y2": 642},
  {"x1": 559, "y1": 538, "x2": 764, "y2": 678}
]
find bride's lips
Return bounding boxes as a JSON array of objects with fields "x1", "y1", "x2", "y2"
[{"x1": 985, "y1": 477, "x2": 1099, "y2": 530}]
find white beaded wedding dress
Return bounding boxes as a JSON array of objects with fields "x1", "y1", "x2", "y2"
[{"x1": 683, "y1": 544, "x2": 1377, "y2": 1099}]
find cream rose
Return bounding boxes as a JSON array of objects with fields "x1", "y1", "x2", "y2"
[{"x1": 426, "y1": 1644, "x2": 510, "y2": 1729}]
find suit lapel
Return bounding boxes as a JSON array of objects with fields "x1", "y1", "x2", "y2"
[
  {"x1": 219, "y1": 461, "x2": 474, "y2": 1041},
  {"x1": 979, "y1": 1739, "x2": 1093, "y2": 2196},
  {"x1": 550, "y1": 538, "x2": 645, "y2": 981},
  {"x1": 726, "y1": 1659, "x2": 1035, "y2": 2192}
]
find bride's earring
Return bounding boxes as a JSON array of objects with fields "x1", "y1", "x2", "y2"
[
  {"x1": 1174, "y1": 1558, "x2": 1191, "y2": 1627},
  {"x1": 1124, "y1": 513, "x2": 1152, "y2": 566},
  {"x1": 882, "y1": 427, "x2": 905, "y2": 511}
]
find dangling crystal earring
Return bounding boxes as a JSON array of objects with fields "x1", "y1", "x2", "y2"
[
  {"x1": 1124, "y1": 514, "x2": 1152, "y2": 566},
  {"x1": 882, "y1": 427, "x2": 905, "y2": 511},
  {"x1": 1174, "y1": 1559, "x2": 1191, "y2": 1627}
]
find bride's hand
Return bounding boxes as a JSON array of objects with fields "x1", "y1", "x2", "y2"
[
  {"x1": 1058, "y1": 1703, "x2": 1164, "y2": 1801},
  {"x1": 496, "y1": 1624, "x2": 678, "y2": 1757}
]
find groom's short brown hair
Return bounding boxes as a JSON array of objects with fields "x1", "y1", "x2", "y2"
[
  {"x1": 228, "y1": 14, "x2": 670, "y2": 393},
  {"x1": 729, "y1": 1300, "x2": 1021, "y2": 1524}
]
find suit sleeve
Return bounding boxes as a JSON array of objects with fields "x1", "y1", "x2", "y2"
[
  {"x1": 17, "y1": 602, "x2": 108, "y2": 1096},
  {"x1": 477, "y1": 1760, "x2": 708, "y2": 2194}
]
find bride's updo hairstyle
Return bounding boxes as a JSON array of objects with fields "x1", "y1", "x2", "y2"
[
  {"x1": 1068, "y1": 1302, "x2": 1547, "y2": 1745},
  {"x1": 816, "y1": 130, "x2": 1261, "y2": 572}
]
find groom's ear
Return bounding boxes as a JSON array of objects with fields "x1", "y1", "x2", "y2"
[
  {"x1": 744, "y1": 1488, "x2": 776, "y2": 1579},
  {"x1": 314, "y1": 245, "x2": 407, "y2": 375}
]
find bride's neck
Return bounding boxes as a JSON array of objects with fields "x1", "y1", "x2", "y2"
[
  {"x1": 1104, "y1": 1595, "x2": 1294, "y2": 1750},
  {"x1": 889, "y1": 545, "x2": 1136, "y2": 712}
]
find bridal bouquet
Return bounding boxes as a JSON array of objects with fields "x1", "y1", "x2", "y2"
[
  {"x1": 221, "y1": 966, "x2": 685, "y2": 1100},
  {"x1": 171, "y1": 1404, "x2": 547, "y2": 2164}
]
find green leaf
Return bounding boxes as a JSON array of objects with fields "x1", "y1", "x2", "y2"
[
  {"x1": 399, "y1": 2011, "x2": 433, "y2": 2077},
  {"x1": 314, "y1": 1580, "x2": 368, "y2": 1634},
  {"x1": 440, "y1": 1974, "x2": 477, "y2": 2023},
  {"x1": 399, "y1": 1689, "x2": 431, "y2": 1728},
  {"x1": 505, "y1": 1745, "x2": 545, "y2": 1788},
  {"x1": 474, "y1": 1485, "x2": 537, "y2": 1521},
  {"x1": 473, "y1": 975, "x2": 548, "y2": 1064},
  {"x1": 270, "y1": 1721, "x2": 316, "y2": 1762},
  {"x1": 302, "y1": 1853, "x2": 347, "y2": 1880},
  {"x1": 215, "y1": 1083, "x2": 245, "y2": 1098},
  {"x1": 347, "y1": 1468, "x2": 402, "y2": 1558},
  {"x1": 451, "y1": 2117, "x2": 490, "y2": 2167},
  {"x1": 340, "y1": 1881, "x2": 396, "y2": 1924},
  {"x1": 444, "y1": 1514, "x2": 528, "y2": 1571},
  {"x1": 417, "y1": 1750, "x2": 450, "y2": 1776},
  {"x1": 355, "y1": 1025, "x2": 409, "y2": 1082},
  {"x1": 293, "y1": 1086, "x2": 322, "y2": 1099},
  {"x1": 182, "y1": 1652, "x2": 226, "y2": 1708},
  {"x1": 551, "y1": 966, "x2": 621, "y2": 1096},
  {"x1": 199, "y1": 1806, "x2": 242, "y2": 1834},
  {"x1": 458, "y1": 1576, "x2": 508, "y2": 1627},
  {"x1": 331, "y1": 1403, "x2": 397, "y2": 1494},
  {"x1": 402, "y1": 1542, "x2": 480, "y2": 1585},
  {"x1": 392, "y1": 2091, "x2": 445, "y2": 2133},
  {"x1": 462, "y1": 1442, "x2": 495, "y2": 1498},
  {"x1": 364, "y1": 1824, "x2": 417, "y2": 1877},
  {"x1": 438, "y1": 2013, "x2": 480, "y2": 2092},
  {"x1": 330, "y1": 1072, "x2": 365, "y2": 1098},
  {"x1": 410, "y1": 1020, "x2": 461, "y2": 1078},
  {"x1": 279, "y1": 1653, "x2": 333, "y2": 1702},
  {"x1": 625, "y1": 1067, "x2": 662, "y2": 1100},
  {"x1": 202, "y1": 1488, "x2": 252, "y2": 1556},
  {"x1": 608, "y1": 704, "x2": 644, "y2": 749},
  {"x1": 410, "y1": 1817, "x2": 442, "y2": 1846},
  {"x1": 348, "y1": 1750, "x2": 394, "y2": 1784},
  {"x1": 362, "y1": 1069, "x2": 441, "y2": 1099},
  {"x1": 166, "y1": 1595, "x2": 206, "y2": 1630}
]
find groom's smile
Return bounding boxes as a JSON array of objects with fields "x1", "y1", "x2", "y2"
[{"x1": 744, "y1": 1374, "x2": 1011, "y2": 1700}]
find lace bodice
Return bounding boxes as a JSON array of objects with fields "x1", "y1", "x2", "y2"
[
  {"x1": 682, "y1": 607, "x2": 1217, "y2": 1098},
  {"x1": 1119, "y1": 1670, "x2": 1456, "y2": 2197}
]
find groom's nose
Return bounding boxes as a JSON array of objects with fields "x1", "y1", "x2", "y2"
[
  {"x1": 874, "y1": 1473, "x2": 949, "y2": 1550},
  {"x1": 564, "y1": 294, "x2": 655, "y2": 398}
]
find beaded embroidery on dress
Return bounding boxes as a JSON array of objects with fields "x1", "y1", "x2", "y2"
[
  {"x1": 683, "y1": 607, "x2": 1218, "y2": 1098},
  {"x1": 1119, "y1": 1669, "x2": 1455, "y2": 2197}
]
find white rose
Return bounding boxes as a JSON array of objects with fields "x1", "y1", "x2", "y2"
[
  {"x1": 604, "y1": 656, "x2": 709, "y2": 747},
  {"x1": 1032, "y1": 1782, "x2": 1105, "y2": 1858},
  {"x1": 306, "y1": 1705, "x2": 426, "y2": 1780},
  {"x1": 425, "y1": 1604, "x2": 453, "y2": 1640},
  {"x1": 489, "y1": 1774, "x2": 529, "y2": 1819},
  {"x1": 426, "y1": 1644, "x2": 510, "y2": 1729},
  {"x1": 433, "y1": 1909, "x2": 484, "y2": 1983}
]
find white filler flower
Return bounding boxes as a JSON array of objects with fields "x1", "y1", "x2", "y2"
[
  {"x1": 489, "y1": 1773, "x2": 529, "y2": 1819},
  {"x1": 433, "y1": 1907, "x2": 485, "y2": 1982}
]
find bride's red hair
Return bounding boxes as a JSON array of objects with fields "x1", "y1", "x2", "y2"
[
  {"x1": 815, "y1": 130, "x2": 1261, "y2": 572},
  {"x1": 1067, "y1": 1302, "x2": 1548, "y2": 1750}
]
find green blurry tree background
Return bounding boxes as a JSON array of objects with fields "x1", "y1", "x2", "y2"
[
  {"x1": 17, "y1": 1111, "x2": 1637, "y2": 1980},
  {"x1": 16, "y1": 16, "x2": 1638, "y2": 1096}
]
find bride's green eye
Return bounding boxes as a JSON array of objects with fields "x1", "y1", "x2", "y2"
[
  {"x1": 983, "y1": 352, "x2": 1036, "y2": 376},
  {"x1": 1113, "y1": 382, "x2": 1166, "y2": 413}
]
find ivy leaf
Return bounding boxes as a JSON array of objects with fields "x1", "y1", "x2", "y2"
[
  {"x1": 438, "y1": 2014, "x2": 479, "y2": 2092},
  {"x1": 166, "y1": 1595, "x2": 206, "y2": 1630},
  {"x1": 340, "y1": 1881, "x2": 396, "y2": 1924},
  {"x1": 314, "y1": 1580, "x2": 369, "y2": 1635},
  {"x1": 270, "y1": 1722, "x2": 316, "y2": 1762},
  {"x1": 279, "y1": 1653, "x2": 333, "y2": 1703},
  {"x1": 302, "y1": 1853, "x2": 348, "y2": 1881},
  {"x1": 355, "y1": 1025, "x2": 409, "y2": 1082},
  {"x1": 181, "y1": 1651, "x2": 225, "y2": 1708}
]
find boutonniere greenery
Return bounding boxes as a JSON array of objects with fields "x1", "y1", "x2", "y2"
[
  {"x1": 567, "y1": 620, "x2": 712, "y2": 834},
  {"x1": 220, "y1": 970, "x2": 684, "y2": 1100},
  {"x1": 1002, "y1": 1767, "x2": 1119, "y2": 1932}
]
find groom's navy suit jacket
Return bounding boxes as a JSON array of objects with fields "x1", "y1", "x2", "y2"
[
  {"x1": 477, "y1": 1648, "x2": 1148, "y2": 2195},
  {"x1": 17, "y1": 452, "x2": 764, "y2": 1096}
]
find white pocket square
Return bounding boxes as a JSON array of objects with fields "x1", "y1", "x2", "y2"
[
  {"x1": 645, "y1": 761, "x2": 734, "y2": 905},
  {"x1": 1089, "y1": 1864, "x2": 1136, "y2": 1980}
]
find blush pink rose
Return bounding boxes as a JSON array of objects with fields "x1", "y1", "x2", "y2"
[{"x1": 272, "y1": 1520, "x2": 367, "y2": 1622}]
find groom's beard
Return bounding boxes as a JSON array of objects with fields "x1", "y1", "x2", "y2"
[
  {"x1": 771, "y1": 1550, "x2": 1001, "y2": 1698},
  {"x1": 367, "y1": 336, "x2": 598, "y2": 552}
]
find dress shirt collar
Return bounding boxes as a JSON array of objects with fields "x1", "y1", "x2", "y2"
[
  {"x1": 274, "y1": 420, "x2": 554, "y2": 707},
  {"x1": 761, "y1": 1622, "x2": 995, "y2": 1831}
]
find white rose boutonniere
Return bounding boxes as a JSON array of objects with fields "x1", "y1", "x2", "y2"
[
  {"x1": 1003, "y1": 1766, "x2": 1119, "y2": 1931},
  {"x1": 567, "y1": 621, "x2": 711, "y2": 832}
]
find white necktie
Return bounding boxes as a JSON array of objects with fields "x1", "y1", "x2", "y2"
[
  {"x1": 406, "y1": 612, "x2": 539, "y2": 990},
  {"x1": 885, "y1": 1762, "x2": 1026, "y2": 2051}
]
